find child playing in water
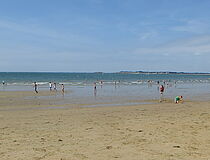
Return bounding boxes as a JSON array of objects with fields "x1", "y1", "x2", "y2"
[{"x1": 175, "y1": 96, "x2": 183, "y2": 104}]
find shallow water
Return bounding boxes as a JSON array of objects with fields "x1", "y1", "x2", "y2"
[
  {"x1": 2, "y1": 82, "x2": 208, "y2": 106},
  {"x1": 1, "y1": 73, "x2": 210, "y2": 106}
]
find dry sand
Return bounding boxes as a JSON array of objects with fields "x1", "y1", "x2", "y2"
[{"x1": 0, "y1": 91, "x2": 210, "y2": 160}]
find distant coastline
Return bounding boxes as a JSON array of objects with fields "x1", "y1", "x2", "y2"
[
  {"x1": 0, "y1": 71, "x2": 210, "y2": 75},
  {"x1": 117, "y1": 71, "x2": 210, "y2": 75}
]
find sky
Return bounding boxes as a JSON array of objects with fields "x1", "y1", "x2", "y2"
[{"x1": 0, "y1": 0, "x2": 210, "y2": 72}]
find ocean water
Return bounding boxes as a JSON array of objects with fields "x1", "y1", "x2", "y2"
[
  {"x1": 0, "y1": 72, "x2": 210, "y2": 85},
  {"x1": 1, "y1": 72, "x2": 210, "y2": 105}
]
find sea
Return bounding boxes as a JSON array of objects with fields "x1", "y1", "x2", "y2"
[{"x1": 1, "y1": 72, "x2": 210, "y2": 106}]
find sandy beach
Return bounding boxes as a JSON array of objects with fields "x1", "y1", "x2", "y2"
[
  {"x1": 1, "y1": 91, "x2": 210, "y2": 160},
  {"x1": 2, "y1": 0, "x2": 210, "y2": 159}
]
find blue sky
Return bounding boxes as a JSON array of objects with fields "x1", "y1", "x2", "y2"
[{"x1": 0, "y1": 0, "x2": 210, "y2": 72}]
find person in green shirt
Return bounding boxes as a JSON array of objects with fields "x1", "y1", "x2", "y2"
[{"x1": 175, "y1": 96, "x2": 183, "y2": 103}]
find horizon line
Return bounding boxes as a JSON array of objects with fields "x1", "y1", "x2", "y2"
[{"x1": 0, "y1": 71, "x2": 210, "y2": 74}]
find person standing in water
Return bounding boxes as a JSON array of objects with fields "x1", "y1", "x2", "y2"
[
  {"x1": 93, "y1": 82, "x2": 97, "y2": 97},
  {"x1": 49, "y1": 82, "x2": 52, "y2": 91},
  {"x1": 159, "y1": 85, "x2": 164, "y2": 102},
  {"x1": 53, "y1": 82, "x2": 57, "y2": 91},
  {"x1": 94, "y1": 82, "x2": 97, "y2": 90},
  {"x1": 100, "y1": 80, "x2": 103, "y2": 88},
  {"x1": 61, "y1": 84, "x2": 64, "y2": 93},
  {"x1": 114, "y1": 81, "x2": 117, "y2": 89},
  {"x1": 34, "y1": 82, "x2": 38, "y2": 93}
]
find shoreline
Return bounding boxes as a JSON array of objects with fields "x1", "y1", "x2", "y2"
[
  {"x1": 0, "y1": 89, "x2": 210, "y2": 108},
  {"x1": 0, "y1": 89, "x2": 208, "y2": 109}
]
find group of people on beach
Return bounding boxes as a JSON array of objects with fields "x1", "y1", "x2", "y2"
[
  {"x1": 33, "y1": 82, "x2": 65, "y2": 94},
  {"x1": 32, "y1": 80, "x2": 183, "y2": 103},
  {"x1": 158, "y1": 83, "x2": 183, "y2": 103}
]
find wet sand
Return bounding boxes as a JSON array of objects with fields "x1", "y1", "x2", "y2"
[{"x1": 0, "y1": 91, "x2": 210, "y2": 159}]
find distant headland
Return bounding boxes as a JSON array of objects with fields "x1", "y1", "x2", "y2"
[{"x1": 116, "y1": 71, "x2": 210, "y2": 75}]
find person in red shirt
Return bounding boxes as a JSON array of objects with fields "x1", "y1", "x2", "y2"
[
  {"x1": 159, "y1": 85, "x2": 164, "y2": 102},
  {"x1": 160, "y1": 85, "x2": 164, "y2": 95}
]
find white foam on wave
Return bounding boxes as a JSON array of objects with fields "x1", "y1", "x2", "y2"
[
  {"x1": 6, "y1": 82, "x2": 33, "y2": 86},
  {"x1": 37, "y1": 82, "x2": 48, "y2": 85},
  {"x1": 2, "y1": 78, "x2": 210, "y2": 87}
]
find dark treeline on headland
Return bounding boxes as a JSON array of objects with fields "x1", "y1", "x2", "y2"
[{"x1": 118, "y1": 71, "x2": 210, "y2": 75}]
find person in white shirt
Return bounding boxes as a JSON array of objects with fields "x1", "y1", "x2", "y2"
[{"x1": 49, "y1": 82, "x2": 52, "y2": 91}]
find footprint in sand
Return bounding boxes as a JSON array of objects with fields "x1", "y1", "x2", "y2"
[
  {"x1": 113, "y1": 155, "x2": 120, "y2": 158},
  {"x1": 199, "y1": 113, "x2": 210, "y2": 120},
  {"x1": 106, "y1": 145, "x2": 112, "y2": 149},
  {"x1": 85, "y1": 127, "x2": 93, "y2": 130},
  {"x1": 33, "y1": 147, "x2": 47, "y2": 152}
]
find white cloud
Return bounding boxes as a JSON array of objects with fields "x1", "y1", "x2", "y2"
[
  {"x1": 0, "y1": 18, "x2": 103, "y2": 49},
  {"x1": 194, "y1": 52, "x2": 202, "y2": 56},
  {"x1": 0, "y1": 19, "x2": 60, "y2": 38},
  {"x1": 134, "y1": 35, "x2": 210, "y2": 55},
  {"x1": 171, "y1": 19, "x2": 210, "y2": 34},
  {"x1": 138, "y1": 30, "x2": 158, "y2": 40},
  {"x1": 0, "y1": 18, "x2": 99, "y2": 42}
]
